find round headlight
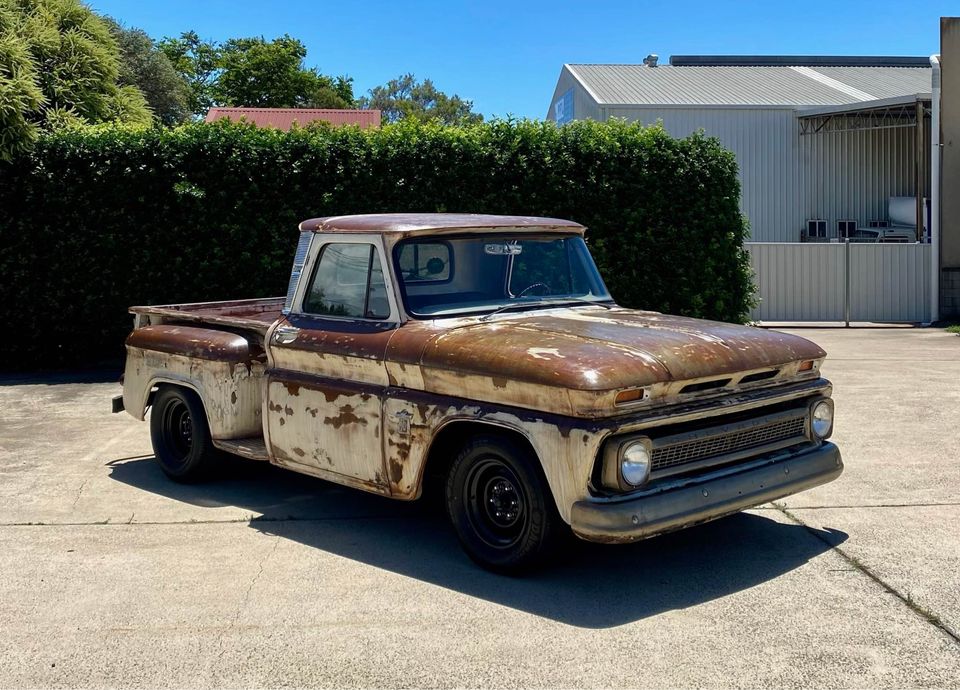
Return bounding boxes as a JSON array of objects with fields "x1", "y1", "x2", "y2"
[
  {"x1": 811, "y1": 400, "x2": 834, "y2": 439},
  {"x1": 621, "y1": 441, "x2": 651, "y2": 486}
]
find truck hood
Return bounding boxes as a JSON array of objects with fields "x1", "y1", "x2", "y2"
[{"x1": 418, "y1": 306, "x2": 825, "y2": 393}]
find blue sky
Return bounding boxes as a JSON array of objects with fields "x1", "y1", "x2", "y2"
[{"x1": 91, "y1": 0, "x2": 953, "y2": 119}]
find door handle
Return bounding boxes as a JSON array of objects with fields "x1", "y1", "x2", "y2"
[{"x1": 273, "y1": 325, "x2": 300, "y2": 344}]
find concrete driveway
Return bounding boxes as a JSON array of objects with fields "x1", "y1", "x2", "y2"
[{"x1": 1, "y1": 328, "x2": 958, "y2": 688}]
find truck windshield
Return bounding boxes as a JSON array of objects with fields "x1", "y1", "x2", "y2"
[{"x1": 393, "y1": 235, "x2": 614, "y2": 318}]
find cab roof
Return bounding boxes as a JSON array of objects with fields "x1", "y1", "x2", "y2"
[{"x1": 298, "y1": 213, "x2": 586, "y2": 237}]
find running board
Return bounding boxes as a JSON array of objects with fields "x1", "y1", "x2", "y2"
[{"x1": 213, "y1": 437, "x2": 270, "y2": 461}]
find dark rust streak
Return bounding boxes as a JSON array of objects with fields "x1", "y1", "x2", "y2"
[
  {"x1": 323, "y1": 405, "x2": 367, "y2": 429},
  {"x1": 388, "y1": 458, "x2": 405, "y2": 484}
]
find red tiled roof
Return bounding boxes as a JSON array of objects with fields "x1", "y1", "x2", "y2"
[{"x1": 204, "y1": 108, "x2": 380, "y2": 130}]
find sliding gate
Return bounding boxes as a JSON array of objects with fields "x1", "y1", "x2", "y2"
[{"x1": 746, "y1": 241, "x2": 931, "y2": 323}]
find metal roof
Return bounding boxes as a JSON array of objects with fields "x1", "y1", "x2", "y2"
[
  {"x1": 565, "y1": 63, "x2": 932, "y2": 107},
  {"x1": 204, "y1": 108, "x2": 381, "y2": 130},
  {"x1": 298, "y1": 213, "x2": 586, "y2": 236},
  {"x1": 669, "y1": 55, "x2": 931, "y2": 67},
  {"x1": 797, "y1": 93, "x2": 930, "y2": 119}
]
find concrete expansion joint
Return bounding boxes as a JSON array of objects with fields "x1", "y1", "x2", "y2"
[
  {"x1": 772, "y1": 502, "x2": 960, "y2": 647},
  {"x1": 771, "y1": 501, "x2": 960, "y2": 510}
]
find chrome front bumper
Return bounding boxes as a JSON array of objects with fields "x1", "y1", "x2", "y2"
[{"x1": 570, "y1": 442, "x2": 842, "y2": 543}]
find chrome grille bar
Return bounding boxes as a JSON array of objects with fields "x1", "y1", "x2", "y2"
[{"x1": 650, "y1": 409, "x2": 809, "y2": 478}]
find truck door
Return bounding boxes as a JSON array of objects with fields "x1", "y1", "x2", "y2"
[{"x1": 266, "y1": 236, "x2": 398, "y2": 493}]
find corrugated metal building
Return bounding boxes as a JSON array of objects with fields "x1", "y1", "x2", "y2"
[{"x1": 547, "y1": 56, "x2": 932, "y2": 244}]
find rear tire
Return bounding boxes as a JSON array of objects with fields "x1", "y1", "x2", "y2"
[
  {"x1": 150, "y1": 386, "x2": 221, "y2": 483},
  {"x1": 445, "y1": 434, "x2": 565, "y2": 574}
]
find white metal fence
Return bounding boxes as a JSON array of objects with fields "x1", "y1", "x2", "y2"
[{"x1": 746, "y1": 242, "x2": 931, "y2": 323}]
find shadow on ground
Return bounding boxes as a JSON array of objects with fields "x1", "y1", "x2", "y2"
[
  {"x1": 109, "y1": 456, "x2": 847, "y2": 629},
  {"x1": 0, "y1": 369, "x2": 122, "y2": 386}
]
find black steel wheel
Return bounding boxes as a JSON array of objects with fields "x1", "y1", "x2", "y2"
[
  {"x1": 150, "y1": 386, "x2": 221, "y2": 482},
  {"x1": 464, "y1": 458, "x2": 529, "y2": 549},
  {"x1": 446, "y1": 434, "x2": 565, "y2": 573}
]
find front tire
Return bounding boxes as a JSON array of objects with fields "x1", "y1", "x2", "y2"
[
  {"x1": 150, "y1": 386, "x2": 221, "y2": 483},
  {"x1": 445, "y1": 435, "x2": 565, "y2": 573}
]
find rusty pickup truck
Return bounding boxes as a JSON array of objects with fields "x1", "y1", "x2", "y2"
[{"x1": 115, "y1": 213, "x2": 842, "y2": 572}]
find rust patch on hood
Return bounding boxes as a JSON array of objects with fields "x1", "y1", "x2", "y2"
[{"x1": 418, "y1": 307, "x2": 824, "y2": 392}]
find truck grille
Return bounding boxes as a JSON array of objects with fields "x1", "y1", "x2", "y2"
[{"x1": 652, "y1": 414, "x2": 807, "y2": 473}]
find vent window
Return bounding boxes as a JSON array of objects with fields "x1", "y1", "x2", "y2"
[{"x1": 283, "y1": 232, "x2": 313, "y2": 313}]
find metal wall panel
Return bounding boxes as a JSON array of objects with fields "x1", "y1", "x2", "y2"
[
  {"x1": 601, "y1": 106, "x2": 924, "y2": 244},
  {"x1": 801, "y1": 120, "x2": 926, "y2": 236},
  {"x1": 606, "y1": 107, "x2": 802, "y2": 242},
  {"x1": 546, "y1": 67, "x2": 600, "y2": 121},
  {"x1": 747, "y1": 242, "x2": 931, "y2": 322}
]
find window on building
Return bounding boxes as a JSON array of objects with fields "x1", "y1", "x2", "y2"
[
  {"x1": 806, "y1": 220, "x2": 828, "y2": 239},
  {"x1": 838, "y1": 220, "x2": 858, "y2": 239}
]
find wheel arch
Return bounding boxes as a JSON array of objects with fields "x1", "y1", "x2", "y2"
[
  {"x1": 420, "y1": 419, "x2": 563, "y2": 516},
  {"x1": 142, "y1": 377, "x2": 212, "y2": 430}
]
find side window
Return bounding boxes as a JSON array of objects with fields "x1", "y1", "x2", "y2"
[
  {"x1": 397, "y1": 241, "x2": 451, "y2": 282},
  {"x1": 302, "y1": 243, "x2": 391, "y2": 319}
]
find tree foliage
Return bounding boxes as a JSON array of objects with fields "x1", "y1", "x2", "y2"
[
  {"x1": 0, "y1": 119, "x2": 753, "y2": 368},
  {"x1": 359, "y1": 73, "x2": 482, "y2": 124},
  {"x1": 159, "y1": 32, "x2": 353, "y2": 116},
  {"x1": 106, "y1": 17, "x2": 191, "y2": 125},
  {"x1": 0, "y1": 0, "x2": 151, "y2": 160},
  {"x1": 216, "y1": 35, "x2": 353, "y2": 108},
  {"x1": 157, "y1": 30, "x2": 219, "y2": 117}
]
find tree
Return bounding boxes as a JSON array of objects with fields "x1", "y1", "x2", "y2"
[
  {"x1": 0, "y1": 0, "x2": 152, "y2": 160},
  {"x1": 106, "y1": 18, "x2": 191, "y2": 125},
  {"x1": 358, "y1": 74, "x2": 482, "y2": 125},
  {"x1": 157, "y1": 31, "x2": 219, "y2": 117},
  {"x1": 215, "y1": 35, "x2": 353, "y2": 109},
  {"x1": 159, "y1": 33, "x2": 354, "y2": 116}
]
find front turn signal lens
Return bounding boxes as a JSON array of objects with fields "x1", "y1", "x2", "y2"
[
  {"x1": 615, "y1": 388, "x2": 645, "y2": 405},
  {"x1": 799, "y1": 360, "x2": 816, "y2": 372}
]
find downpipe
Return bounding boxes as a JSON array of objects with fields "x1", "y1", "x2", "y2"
[{"x1": 928, "y1": 54, "x2": 941, "y2": 325}]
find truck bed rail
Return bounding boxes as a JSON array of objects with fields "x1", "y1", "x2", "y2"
[{"x1": 129, "y1": 297, "x2": 283, "y2": 336}]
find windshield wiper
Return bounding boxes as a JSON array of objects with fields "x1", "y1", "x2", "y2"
[{"x1": 479, "y1": 297, "x2": 613, "y2": 322}]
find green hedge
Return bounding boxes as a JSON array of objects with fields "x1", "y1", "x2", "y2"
[{"x1": 0, "y1": 119, "x2": 753, "y2": 369}]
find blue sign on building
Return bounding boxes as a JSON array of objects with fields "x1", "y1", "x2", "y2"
[{"x1": 554, "y1": 89, "x2": 574, "y2": 125}]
